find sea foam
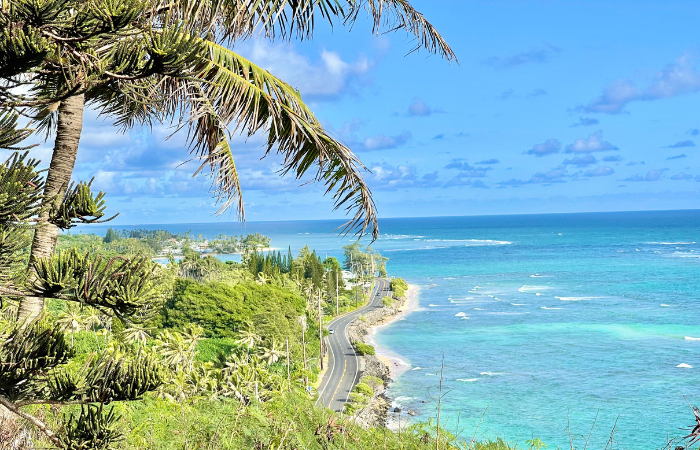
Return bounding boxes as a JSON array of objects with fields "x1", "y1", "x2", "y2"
[
  {"x1": 677, "y1": 363, "x2": 693, "y2": 368},
  {"x1": 455, "y1": 312, "x2": 467, "y2": 317},
  {"x1": 480, "y1": 372, "x2": 503, "y2": 376},
  {"x1": 685, "y1": 337, "x2": 700, "y2": 341},
  {"x1": 555, "y1": 296, "x2": 604, "y2": 301},
  {"x1": 519, "y1": 285, "x2": 550, "y2": 292},
  {"x1": 456, "y1": 378, "x2": 478, "y2": 382}
]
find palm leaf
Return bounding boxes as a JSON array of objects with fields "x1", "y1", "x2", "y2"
[
  {"x1": 174, "y1": 42, "x2": 378, "y2": 238},
  {"x1": 221, "y1": 0, "x2": 456, "y2": 61}
]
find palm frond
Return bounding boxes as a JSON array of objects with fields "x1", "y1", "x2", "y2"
[
  {"x1": 221, "y1": 0, "x2": 456, "y2": 61},
  {"x1": 176, "y1": 42, "x2": 378, "y2": 237}
]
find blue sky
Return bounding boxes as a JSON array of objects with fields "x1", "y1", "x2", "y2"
[{"x1": 35, "y1": 0, "x2": 700, "y2": 225}]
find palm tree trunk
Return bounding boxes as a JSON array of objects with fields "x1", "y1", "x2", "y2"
[{"x1": 17, "y1": 93, "x2": 85, "y2": 323}]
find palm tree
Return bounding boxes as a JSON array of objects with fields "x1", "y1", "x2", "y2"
[
  {"x1": 155, "y1": 328, "x2": 202, "y2": 372},
  {"x1": 1, "y1": 0, "x2": 456, "y2": 323},
  {"x1": 55, "y1": 303, "x2": 86, "y2": 348},
  {"x1": 259, "y1": 339, "x2": 285, "y2": 365},
  {"x1": 235, "y1": 326, "x2": 261, "y2": 350},
  {"x1": 122, "y1": 323, "x2": 153, "y2": 348}
]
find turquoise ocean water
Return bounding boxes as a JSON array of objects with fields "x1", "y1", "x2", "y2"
[{"x1": 83, "y1": 210, "x2": 700, "y2": 448}]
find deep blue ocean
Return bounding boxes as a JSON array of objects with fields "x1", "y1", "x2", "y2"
[{"x1": 81, "y1": 210, "x2": 700, "y2": 448}]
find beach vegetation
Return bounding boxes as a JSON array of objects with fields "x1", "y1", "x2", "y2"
[
  {"x1": 361, "y1": 375, "x2": 385, "y2": 390},
  {"x1": 383, "y1": 296, "x2": 396, "y2": 307},
  {"x1": 391, "y1": 278, "x2": 409, "y2": 298},
  {"x1": 353, "y1": 342, "x2": 376, "y2": 356},
  {"x1": 353, "y1": 382, "x2": 374, "y2": 397}
]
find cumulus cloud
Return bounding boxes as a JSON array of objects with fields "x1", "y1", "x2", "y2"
[
  {"x1": 570, "y1": 117, "x2": 600, "y2": 127},
  {"x1": 666, "y1": 140, "x2": 695, "y2": 148},
  {"x1": 528, "y1": 89, "x2": 547, "y2": 97},
  {"x1": 562, "y1": 154, "x2": 597, "y2": 167},
  {"x1": 564, "y1": 131, "x2": 618, "y2": 153},
  {"x1": 476, "y1": 159, "x2": 500, "y2": 165},
  {"x1": 244, "y1": 41, "x2": 373, "y2": 100},
  {"x1": 483, "y1": 44, "x2": 560, "y2": 69},
  {"x1": 498, "y1": 167, "x2": 568, "y2": 187},
  {"x1": 361, "y1": 131, "x2": 411, "y2": 151},
  {"x1": 603, "y1": 155, "x2": 623, "y2": 162},
  {"x1": 690, "y1": 129, "x2": 699, "y2": 136},
  {"x1": 623, "y1": 169, "x2": 667, "y2": 182},
  {"x1": 584, "y1": 166, "x2": 615, "y2": 177},
  {"x1": 525, "y1": 138, "x2": 561, "y2": 157},
  {"x1": 407, "y1": 98, "x2": 444, "y2": 116},
  {"x1": 365, "y1": 163, "x2": 437, "y2": 190},
  {"x1": 577, "y1": 55, "x2": 700, "y2": 114},
  {"x1": 444, "y1": 178, "x2": 490, "y2": 188},
  {"x1": 670, "y1": 172, "x2": 694, "y2": 180},
  {"x1": 666, "y1": 154, "x2": 687, "y2": 160},
  {"x1": 444, "y1": 159, "x2": 490, "y2": 177}
]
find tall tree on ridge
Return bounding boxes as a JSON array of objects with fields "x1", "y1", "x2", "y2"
[{"x1": 0, "y1": 0, "x2": 456, "y2": 321}]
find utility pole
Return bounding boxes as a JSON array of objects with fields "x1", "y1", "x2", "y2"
[
  {"x1": 336, "y1": 269, "x2": 339, "y2": 316},
  {"x1": 302, "y1": 328, "x2": 308, "y2": 388},
  {"x1": 286, "y1": 338, "x2": 291, "y2": 391},
  {"x1": 318, "y1": 289, "x2": 324, "y2": 370}
]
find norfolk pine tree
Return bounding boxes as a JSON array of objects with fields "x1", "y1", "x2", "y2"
[
  {"x1": 0, "y1": 0, "x2": 456, "y2": 321},
  {"x1": 0, "y1": 111, "x2": 165, "y2": 448}
]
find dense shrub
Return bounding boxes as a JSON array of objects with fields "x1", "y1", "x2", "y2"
[
  {"x1": 353, "y1": 342, "x2": 375, "y2": 356},
  {"x1": 391, "y1": 278, "x2": 409, "y2": 298},
  {"x1": 353, "y1": 382, "x2": 373, "y2": 396},
  {"x1": 161, "y1": 279, "x2": 305, "y2": 339}
]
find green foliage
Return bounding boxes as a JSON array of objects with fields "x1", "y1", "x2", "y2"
[
  {"x1": 360, "y1": 375, "x2": 384, "y2": 390},
  {"x1": 195, "y1": 338, "x2": 238, "y2": 363},
  {"x1": 391, "y1": 278, "x2": 409, "y2": 298},
  {"x1": 353, "y1": 382, "x2": 373, "y2": 397},
  {"x1": 382, "y1": 296, "x2": 395, "y2": 307},
  {"x1": 161, "y1": 279, "x2": 305, "y2": 340},
  {"x1": 353, "y1": 342, "x2": 375, "y2": 356}
]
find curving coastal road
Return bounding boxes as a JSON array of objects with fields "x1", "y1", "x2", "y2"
[{"x1": 316, "y1": 278, "x2": 390, "y2": 411}]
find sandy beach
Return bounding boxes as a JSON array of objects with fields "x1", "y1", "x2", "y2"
[{"x1": 364, "y1": 284, "x2": 420, "y2": 380}]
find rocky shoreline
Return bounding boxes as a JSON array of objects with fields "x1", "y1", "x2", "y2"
[{"x1": 346, "y1": 285, "x2": 415, "y2": 428}]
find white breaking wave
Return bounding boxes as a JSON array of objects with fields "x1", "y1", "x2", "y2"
[
  {"x1": 685, "y1": 337, "x2": 700, "y2": 341},
  {"x1": 536, "y1": 293, "x2": 543, "y2": 296},
  {"x1": 677, "y1": 363, "x2": 693, "y2": 368},
  {"x1": 511, "y1": 303, "x2": 526, "y2": 306},
  {"x1": 541, "y1": 306, "x2": 561, "y2": 310},
  {"x1": 487, "y1": 312, "x2": 530, "y2": 315},
  {"x1": 519, "y1": 285, "x2": 550, "y2": 292},
  {"x1": 474, "y1": 308, "x2": 485, "y2": 310},
  {"x1": 456, "y1": 378, "x2": 478, "y2": 382},
  {"x1": 455, "y1": 312, "x2": 467, "y2": 317},
  {"x1": 423, "y1": 239, "x2": 512, "y2": 245},
  {"x1": 530, "y1": 274, "x2": 549, "y2": 278},
  {"x1": 660, "y1": 304, "x2": 672, "y2": 307},
  {"x1": 412, "y1": 367, "x2": 422, "y2": 370},
  {"x1": 429, "y1": 304, "x2": 439, "y2": 307},
  {"x1": 480, "y1": 372, "x2": 503, "y2": 376},
  {"x1": 555, "y1": 296, "x2": 604, "y2": 301},
  {"x1": 650, "y1": 242, "x2": 696, "y2": 245},
  {"x1": 460, "y1": 317, "x2": 470, "y2": 320}
]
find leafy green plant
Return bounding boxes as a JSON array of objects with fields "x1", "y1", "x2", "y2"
[{"x1": 353, "y1": 342, "x2": 376, "y2": 356}]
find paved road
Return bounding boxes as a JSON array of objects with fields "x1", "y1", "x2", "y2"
[{"x1": 316, "y1": 278, "x2": 390, "y2": 411}]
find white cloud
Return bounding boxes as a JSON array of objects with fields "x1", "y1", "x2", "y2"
[
  {"x1": 245, "y1": 41, "x2": 373, "y2": 100},
  {"x1": 525, "y1": 138, "x2": 561, "y2": 157},
  {"x1": 584, "y1": 166, "x2": 615, "y2": 177},
  {"x1": 579, "y1": 55, "x2": 700, "y2": 114},
  {"x1": 361, "y1": 131, "x2": 411, "y2": 151},
  {"x1": 564, "y1": 131, "x2": 618, "y2": 153}
]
